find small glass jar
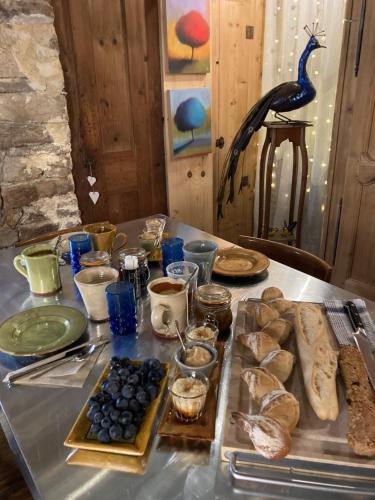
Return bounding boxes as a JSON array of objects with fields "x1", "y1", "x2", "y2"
[
  {"x1": 79, "y1": 250, "x2": 110, "y2": 268},
  {"x1": 119, "y1": 248, "x2": 150, "y2": 289},
  {"x1": 194, "y1": 284, "x2": 233, "y2": 337}
]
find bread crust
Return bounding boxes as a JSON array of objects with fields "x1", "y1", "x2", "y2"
[
  {"x1": 294, "y1": 303, "x2": 338, "y2": 421},
  {"x1": 262, "y1": 318, "x2": 292, "y2": 344},
  {"x1": 241, "y1": 367, "x2": 284, "y2": 404},
  {"x1": 260, "y1": 389, "x2": 300, "y2": 432},
  {"x1": 237, "y1": 332, "x2": 280, "y2": 363},
  {"x1": 260, "y1": 349, "x2": 295, "y2": 383},
  {"x1": 339, "y1": 345, "x2": 375, "y2": 457}
]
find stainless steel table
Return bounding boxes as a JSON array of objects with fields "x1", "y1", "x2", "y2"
[{"x1": 0, "y1": 217, "x2": 374, "y2": 500}]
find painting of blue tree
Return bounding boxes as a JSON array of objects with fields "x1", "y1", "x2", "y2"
[{"x1": 168, "y1": 88, "x2": 211, "y2": 159}]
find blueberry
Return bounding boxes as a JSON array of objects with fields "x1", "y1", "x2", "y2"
[
  {"x1": 119, "y1": 357, "x2": 130, "y2": 367},
  {"x1": 108, "y1": 370, "x2": 120, "y2": 382},
  {"x1": 110, "y1": 357, "x2": 121, "y2": 368},
  {"x1": 127, "y1": 373, "x2": 140, "y2": 386},
  {"x1": 129, "y1": 398, "x2": 141, "y2": 412},
  {"x1": 118, "y1": 367, "x2": 130, "y2": 379},
  {"x1": 150, "y1": 358, "x2": 161, "y2": 370},
  {"x1": 136, "y1": 391, "x2": 150, "y2": 406},
  {"x1": 109, "y1": 424, "x2": 123, "y2": 441},
  {"x1": 119, "y1": 410, "x2": 133, "y2": 426},
  {"x1": 97, "y1": 428, "x2": 111, "y2": 443},
  {"x1": 148, "y1": 370, "x2": 161, "y2": 384},
  {"x1": 88, "y1": 396, "x2": 99, "y2": 407},
  {"x1": 93, "y1": 411, "x2": 104, "y2": 424},
  {"x1": 101, "y1": 403, "x2": 114, "y2": 416},
  {"x1": 133, "y1": 412, "x2": 144, "y2": 426},
  {"x1": 101, "y1": 392, "x2": 112, "y2": 403},
  {"x1": 101, "y1": 416, "x2": 112, "y2": 429},
  {"x1": 89, "y1": 401, "x2": 100, "y2": 412},
  {"x1": 116, "y1": 397, "x2": 129, "y2": 410},
  {"x1": 127, "y1": 364, "x2": 136, "y2": 374},
  {"x1": 106, "y1": 381, "x2": 120, "y2": 395},
  {"x1": 110, "y1": 409, "x2": 121, "y2": 422},
  {"x1": 146, "y1": 385, "x2": 158, "y2": 401},
  {"x1": 123, "y1": 424, "x2": 138, "y2": 441},
  {"x1": 111, "y1": 391, "x2": 122, "y2": 401},
  {"x1": 87, "y1": 407, "x2": 96, "y2": 422},
  {"x1": 121, "y1": 384, "x2": 135, "y2": 399},
  {"x1": 91, "y1": 423, "x2": 101, "y2": 435},
  {"x1": 101, "y1": 381, "x2": 109, "y2": 392}
]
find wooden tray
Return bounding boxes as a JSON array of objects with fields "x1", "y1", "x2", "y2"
[
  {"x1": 157, "y1": 341, "x2": 225, "y2": 441},
  {"x1": 64, "y1": 360, "x2": 169, "y2": 457},
  {"x1": 221, "y1": 301, "x2": 375, "y2": 477}
]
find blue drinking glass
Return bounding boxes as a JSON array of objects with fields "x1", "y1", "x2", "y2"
[
  {"x1": 69, "y1": 233, "x2": 92, "y2": 275},
  {"x1": 106, "y1": 281, "x2": 137, "y2": 336},
  {"x1": 161, "y1": 237, "x2": 184, "y2": 276}
]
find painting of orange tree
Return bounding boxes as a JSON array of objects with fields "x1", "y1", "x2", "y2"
[
  {"x1": 165, "y1": 0, "x2": 210, "y2": 74},
  {"x1": 168, "y1": 88, "x2": 211, "y2": 159}
]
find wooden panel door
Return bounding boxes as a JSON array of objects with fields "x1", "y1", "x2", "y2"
[
  {"x1": 330, "y1": 1, "x2": 375, "y2": 300},
  {"x1": 53, "y1": 0, "x2": 167, "y2": 223},
  {"x1": 214, "y1": 0, "x2": 265, "y2": 243}
]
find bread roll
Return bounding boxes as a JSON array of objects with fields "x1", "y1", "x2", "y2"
[
  {"x1": 232, "y1": 412, "x2": 291, "y2": 460},
  {"x1": 294, "y1": 303, "x2": 338, "y2": 420},
  {"x1": 255, "y1": 302, "x2": 279, "y2": 328},
  {"x1": 282, "y1": 304, "x2": 296, "y2": 324},
  {"x1": 262, "y1": 318, "x2": 292, "y2": 344},
  {"x1": 269, "y1": 298, "x2": 294, "y2": 315},
  {"x1": 237, "y1": 332, "x2": 280, "y2": 363},
  {"x1": 260, "y1": 350, "x2": 295, "y2": 383},
  {"x1": 261, "y1": 287, "x2": 284, "y2": 302},
  {"x1": 260, "y1": 390, "x2": 300, "y2": 432},
  {"x1": 241, "y1": 367, "x2": 284, "y2": 404}
]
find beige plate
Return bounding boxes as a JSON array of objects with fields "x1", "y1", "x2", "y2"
[
  {"x1": 213, "y1": 248, "x2": 269, "y2": 277},
  {"x1": 64, "y1": 360, "x2": 170, "y2": 456}
]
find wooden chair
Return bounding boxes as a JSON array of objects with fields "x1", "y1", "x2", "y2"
[{"x1": 239, "y1": 235, "x2": 332, "y2": 282}]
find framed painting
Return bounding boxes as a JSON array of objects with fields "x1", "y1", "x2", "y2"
[
  {"x1": 165, "y1": 0, "x2": 210, "y2": 74},
  {"x1": 168, "y1": 88, "x2": 211, "y2": 159}
]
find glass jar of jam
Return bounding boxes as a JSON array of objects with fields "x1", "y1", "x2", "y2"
[
  {"x1": 119, "y1": 247, "x2": 150, "y2": 289},
  {"x1": 194, "y1": 284, "x2": 232, "y2": 338}
]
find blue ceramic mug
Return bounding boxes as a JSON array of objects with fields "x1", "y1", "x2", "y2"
[{"x1": 182, "y1": 240, "x2": 218, "y2": 285}]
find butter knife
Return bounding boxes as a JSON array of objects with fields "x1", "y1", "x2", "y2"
[
  {"x1": 344, "y1": 301, "x2": 375, "y2": 391},
  {"x1": 3, "y1": 338, "x2": 109, "y2": 385}
]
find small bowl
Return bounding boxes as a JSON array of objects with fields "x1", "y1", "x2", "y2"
[
  {"x1": 169, "y1": 371, "x2": 209, "y2": 423},
  {"x1": 185, "y1": 322, "x2": 219, "y2": 347},
  {"x1": 174, "y1": 341, "x2": 218, "y2": 377}
]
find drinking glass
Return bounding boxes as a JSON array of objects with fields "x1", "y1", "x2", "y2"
[
  {"x1": 166, "y1": 261, "x2": 198, "y2": 319},
  {"x1": 69, "y1": 233, "x2": 92, "y2": 274},
  {"x1": 182, "y1": 240, "x2": 218, "y2": 285},
  {"x1": 105, "y1": 281, "x2": 137, "y2": 336},
  {"x1": 145, "y1": 217, "x2": 166, "y2": 246},
  {"x1": 161, "y1": 237, "x2": 184, "y2": 276}
]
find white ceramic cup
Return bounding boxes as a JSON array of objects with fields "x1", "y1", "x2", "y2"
[
  {"x1": 74, "y1": 266, "x2": 119, "y2": 321},
  {"x1": 147, "y1": 277, "x2": 188, "y2": 338}
]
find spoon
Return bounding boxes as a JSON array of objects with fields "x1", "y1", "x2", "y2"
[
  {"x1": 174, "y1": 320, "x2": 187, "y2": 362},
  {"x1": 183, "y1": 267, "x2": 198, "y2": 290}
]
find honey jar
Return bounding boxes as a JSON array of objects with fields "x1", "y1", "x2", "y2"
[{"x1": 194, "y1": 284, "x2": 232, "y2": 337}]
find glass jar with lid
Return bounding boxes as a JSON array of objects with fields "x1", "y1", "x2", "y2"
[
  {"x1": 119, "y1": 247, "x2": 150, "y2": 289},
  {"x1": 194, "y1": 284, "x2": 232, "y2": 337},
  {"x1": 80, "y1": 251, "x2": 110, "y2": 268}
]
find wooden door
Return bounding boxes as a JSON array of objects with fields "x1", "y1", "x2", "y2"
[
  {"x1": 214, "y1": 0, "x2": 265, "y2": 243},
  {"x1": 53, "y1": 0, "x2": 167, "y2": 224},
  {"x1": 327, "y1": 0, "x2": 375, "y2": 300}
]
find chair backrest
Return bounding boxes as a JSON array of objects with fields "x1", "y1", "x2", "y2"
[{"x1": 239, "y1": 235, "x2": 332, "y2": 282}]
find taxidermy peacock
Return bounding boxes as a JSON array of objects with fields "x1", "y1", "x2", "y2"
[{"x1": 217, "y1": 24, "x2": 326, "y2": 219}]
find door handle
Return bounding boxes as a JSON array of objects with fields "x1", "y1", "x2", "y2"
[{"x1": 216, "y1": 136, "x2": 225, "y2": 148}]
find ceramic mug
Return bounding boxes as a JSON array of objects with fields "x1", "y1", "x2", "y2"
[
  {"x1": 83, "y1": 222, "x2": 127, "y2": 254},
  {"x1": 13, "y1": 243, "x2": 62, "y2": 295},
  {"x1": 74, "y1": 266, "x2": 119, "y2": 321},
  {"x1": 183, "y1": 240, "x2": 218, "y2": 285},
  {"x1": 147, "y1": 277, "x2": 187, "y2": 338}
]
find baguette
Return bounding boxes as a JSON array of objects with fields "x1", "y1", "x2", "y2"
[{"x1": 294, "y1": 303, "x2": 338, "y2": 420}]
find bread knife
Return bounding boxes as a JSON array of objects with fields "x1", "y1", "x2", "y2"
[{"x1": 344, "y1": 301, "x2": 375, "y2": 391}]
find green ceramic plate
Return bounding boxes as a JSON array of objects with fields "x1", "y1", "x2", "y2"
[{"x1": 0, "y1": 305, "x2": 87, "y2": 356}]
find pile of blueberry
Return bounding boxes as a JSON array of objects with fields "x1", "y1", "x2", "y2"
[{"x1": 86, "y1": 357, "x2": 165, "y2": 443}]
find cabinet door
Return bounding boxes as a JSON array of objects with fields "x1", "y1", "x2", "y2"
[{"x1": 332, "y1": 0, "x2": 375, "y2": 299}]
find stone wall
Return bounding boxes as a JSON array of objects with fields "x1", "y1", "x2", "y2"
[{"x1": 0, "y1": 0, "x2": 81, "y2": 247}]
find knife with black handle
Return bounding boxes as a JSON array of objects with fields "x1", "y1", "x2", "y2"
[{"x1": 344, "y1": 301, "x2": 375, "y2": 391}]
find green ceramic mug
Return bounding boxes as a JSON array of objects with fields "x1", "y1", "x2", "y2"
[{"x1": 13, "y1": 243, "x2": 62, "y2": 296}]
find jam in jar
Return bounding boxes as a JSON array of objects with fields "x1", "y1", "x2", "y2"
[{"x1": 194, "y1": 284, "x2": 232, "y2": 338}]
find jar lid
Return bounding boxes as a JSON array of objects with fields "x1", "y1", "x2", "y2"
[
  {"x1": 119, "y1": 247, "x2": 147, "y2": 261},
  {"x1": 195, "y1": 284, "x2": 232, "y2": 305},
  {"x1": 80, "y1": 251, "x2": 110, "y2": 267},
  {"x1": 124, "y1": 255, "x2": 138, "y2": 270}
]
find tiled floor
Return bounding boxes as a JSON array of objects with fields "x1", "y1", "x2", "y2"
[{"x1": 0, "y1": 427, "x2": 32, "y2": 499}]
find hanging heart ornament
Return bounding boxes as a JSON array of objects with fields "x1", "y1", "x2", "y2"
[
  {"x1": 89, "y1": 191, "x2": 100, "y2": 205},
  {"x1": 87, "y1": 176, "x2": 96, "y2": 186}
]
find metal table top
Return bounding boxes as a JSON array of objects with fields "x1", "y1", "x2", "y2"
[{"x1": 0, "y1": 217, "x2": 374, "y2": 500}]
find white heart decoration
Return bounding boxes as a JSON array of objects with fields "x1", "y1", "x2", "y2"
[
  {"x1": 89, "y1": 191, "x2": 100, "y2": 205},
  {"x1": 87, "y1": 176, "x2": 96, "y2": 186}
]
